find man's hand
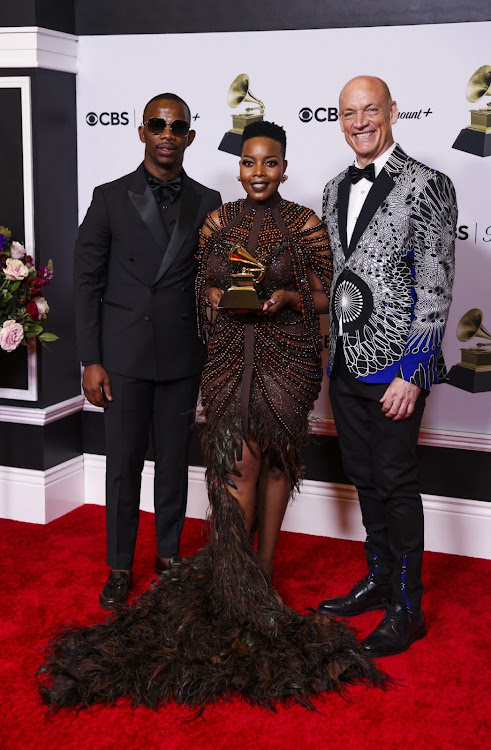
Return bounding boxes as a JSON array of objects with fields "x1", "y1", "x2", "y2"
[
  {"x1": 83, "y1": 364, "x2": 113, "y2": 408},
  {"x1": 380, "y1": 377, "x2": 421, "y2": 421}
]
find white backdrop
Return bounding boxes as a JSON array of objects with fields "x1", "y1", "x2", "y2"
[{"x1": 76, "y1": 21, "x2": 491, "y2": 435}]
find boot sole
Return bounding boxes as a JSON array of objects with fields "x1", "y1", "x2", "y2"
[
  {"x1": 317, "y1": 601, "x2": 390, "y2": 617},
  {"x1": 362, "y1": 624, "x2": 427, "y2": 658}
]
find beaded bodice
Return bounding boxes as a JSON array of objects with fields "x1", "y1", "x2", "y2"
[{"x1": 196, "y1": 197, "x2": 332, "y2": 441}]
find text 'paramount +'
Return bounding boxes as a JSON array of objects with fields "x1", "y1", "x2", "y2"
[{"x1": 299, "y1": 108, "x2": 434, "y2": 123}]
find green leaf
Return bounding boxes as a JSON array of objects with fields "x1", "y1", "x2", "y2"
[
  {"x1": 24, "y1": 324, "x2": 43, "y2": 336},
  {"x1": 38, "y1": 332, "x2": 59, "y2": 342},
  {"x1": 10, "y1": 281, "x2": 20, "y2": 292}
]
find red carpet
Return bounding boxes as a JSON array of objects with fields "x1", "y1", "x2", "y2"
[{"x1": 1, "y1": 505, "x2": 489, "y2": 750}]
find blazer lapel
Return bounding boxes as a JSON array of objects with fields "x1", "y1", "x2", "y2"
[
  {"x1": 346, "y1": 143, "x2": 408, "y2": 260},
  {"x1": 153, "y1": 176, "x2": 200, "y2": 284},
  {"x1": 337, "y1": 173, "x2": 350, "y2": 257},
  {"x1": 128, "y1": 165, "x2": 170, "y2": 253}
]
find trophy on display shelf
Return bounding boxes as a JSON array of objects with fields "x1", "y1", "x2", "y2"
[
  {"x1": 448, "y1": 308, "x2": 491, "y2": 392},
  {"x1": 218, "y1": 74, "x2": 265, "y2": 156},
  {"x1": 452, "y1": 65, "x2": 491, "y2": 157},
  {"x1": 217, "y1": 243, "x2": 266, "y2": 312}
]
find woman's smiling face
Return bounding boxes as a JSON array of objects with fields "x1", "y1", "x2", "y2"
[{"x1": 239, "y1": 136, "x2": 287, "y2": 202}]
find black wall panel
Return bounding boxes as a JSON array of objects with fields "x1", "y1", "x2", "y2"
[
  {"x1": 0, "y1": 412, "x2": 82, "y2": 470},
  {"x1": 0, "y1": 86, "x2": 28, "y2": 391},
  {"x1": 31, "y1": 68, "x2": 80, "y2": 407},
  {"x1": 73, "y1": 0, "x2": 490, "y2": 34},
  {"x1": 0, "y1": 1, "x2": 75, "y2": 34},
  {"x1": 0, "y1": 1, "x2": 489, "y2": 35}
]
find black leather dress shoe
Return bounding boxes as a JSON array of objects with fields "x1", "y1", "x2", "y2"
[
  {"x1": 361, "y1": 603, "x2": 426, "y2": 657},
  {"x1": 317, "y1": 574, "x2": 391, "y2": 616},
  {"x1": 154, "y1": 555, "x2": 181, "y2": 575},
  {"x1": 99, "y1": 570, "x2": 132, "y2": 609}
]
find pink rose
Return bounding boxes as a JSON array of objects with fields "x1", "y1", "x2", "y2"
[
  {"x1": 10, "y1": 241, "x2": 26, "y2": 259},
  {"x1": 3, "y1": 258, "x2": 29, "y2": 281},
  {"x1": 33, "y1": 296, "x2": 50, "y2": 319},
  {"x1": 0, "y1": 319, "x2": 24, "y2": 352}
]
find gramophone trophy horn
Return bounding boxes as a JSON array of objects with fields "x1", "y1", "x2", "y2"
[
  {"x1": 227, "y1": 243, "x2": 266, "y2": 282},
  {"x1": 453, "y1": 64, "x2": 491, "y2": 157},
  {"x1": 227, "y1": 74, "x2": 265, "y2": 114},
  {"x1": 448, "y1": 308, "x2": 491, "y2": 393},
  {"x1": 218, "y1": 74, "x2": 266, "y2": 156},
  {"x1": 217, "y1": 243, "x2": 265, "y2": 311},
  {"x1": 465, "y1": 65, "x2": 491, "y2": 103},
  {"x1": 456, "y1": 308, "x2": 491, "y2": 342}
]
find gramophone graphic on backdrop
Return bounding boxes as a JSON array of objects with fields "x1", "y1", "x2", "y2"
[
  {"x1": 218, "y1": 74, "x2": 265, "y2": 156},
  {"x1": 452, "y1": 65, "x2": 491, "y2": 157},
  {"x1": 448, "y1": 308, "x2": 491, "y2": 392}
]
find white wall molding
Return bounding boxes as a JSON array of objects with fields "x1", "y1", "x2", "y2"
[
  {"x1": 0, "y1": 27, "x2": 78, "y2": 73},
  {"x1": 83, "y1": 455, "x2": 491, "y2": 560},
  {"x1": 0, "y1": 395, "x2": 85, "y2": 425},
  {"x1": 0, "y1": 455, "x2": 84, "y2": 524},
  {"x1": 2, "y1": 451, "x2": 489, "y2": 558},
  {"x1": 310, "y1": 417, "x2": 491, "y2": 453}
]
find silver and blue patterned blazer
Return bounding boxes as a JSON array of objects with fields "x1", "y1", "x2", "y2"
[{"x1": 322, "y1": 144, "x2": 457, "y2": 390}]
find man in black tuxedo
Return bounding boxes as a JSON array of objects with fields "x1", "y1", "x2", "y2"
[
  {"x1": 74, "y1": 93, "x2": 221, "y2": 607},
  {"x1": 318, "y1": 77, "x2": 457, "y2": 656}
]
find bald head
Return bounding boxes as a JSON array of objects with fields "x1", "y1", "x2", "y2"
[
  {"x1": 338, "y1": 75, "x2": 398, "y2": 167},
  {"x1": 340, "y1": 76, "x2": 393, "y2": 110}
]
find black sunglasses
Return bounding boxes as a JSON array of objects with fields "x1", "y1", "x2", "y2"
[{"x1": 142, "y1": 117, "x2": 190, "y2": 137}]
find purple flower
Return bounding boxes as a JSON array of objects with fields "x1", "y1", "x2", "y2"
[{"x1": 0, "y1": 233, "x2": 7, "y2": 250}]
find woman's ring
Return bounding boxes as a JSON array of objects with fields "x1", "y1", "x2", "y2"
[{"x1": 269, "y1": 298, "x2": 276, "y2": 305}]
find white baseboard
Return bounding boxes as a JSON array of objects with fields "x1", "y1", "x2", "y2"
[
  {"x1": 0, "y1": 455, "x2": 84, "y2": 524},
  {"x1": 2, "y1": 452, "x2": 489, "y2": 559},
  {"x1": 83, "y1": 454, "x2": 491, "y2": 560}
]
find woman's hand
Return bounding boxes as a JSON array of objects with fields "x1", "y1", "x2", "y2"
[
  {"x1": 262, "y1": 290, "x2": 300, "y2": 315},
  {"x1": 206, "y1": 287, "x2": 224, "y2": 311}
]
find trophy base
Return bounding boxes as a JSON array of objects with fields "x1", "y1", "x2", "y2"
[
  {"x1": 218, "y1": 288, "x2": 263, "y2": 311},
  {"x1": 452, "y1": 127, "x2": 491, "y2": 157},
  {"x1": 218, "y1": 131, "x2": 243, "y2": 157},
  {"x1": 447, "y1": 364, "x2": 491, "y2": 393}
]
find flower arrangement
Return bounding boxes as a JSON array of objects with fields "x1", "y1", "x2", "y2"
[{"x1": 0, "y1": 225, "x2": 58, "y2": 353}]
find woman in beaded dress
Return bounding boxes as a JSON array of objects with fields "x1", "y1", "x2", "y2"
[{"x1": 38, "y1": 122, "x2": 386, "y2": 711}]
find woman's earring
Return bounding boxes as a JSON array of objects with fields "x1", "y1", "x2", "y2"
[
  {"x1": 236, "y1": 176, "x2": 241, "y2": 181},
  {"x1": 280, "y1": 175, "x2": 288, "y2": 183}
]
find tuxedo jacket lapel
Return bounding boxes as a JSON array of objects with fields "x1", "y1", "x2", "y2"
[
  {"x1": 347, "y1": 170, "x2": 394, "y2": 258},
  {"x1": 337, "y1": 174, "x2": 350, "y2": 257},
  {"x1": 153, "y1": 177, "x2": 200, "y2": 284},
  {"x1": 345, "y1": 144, "x2": 408, "y2": 260},
  {"x1": 128, "y1": 166, "x2": 170, "y2": 255}
]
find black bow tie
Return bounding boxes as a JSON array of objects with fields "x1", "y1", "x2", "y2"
[
  {"x1": 348, "y1": 163, "x2": 376, "y2": 184},
  {"x1": 147, "y1": 173, "x2": 182, "y2": 204}
]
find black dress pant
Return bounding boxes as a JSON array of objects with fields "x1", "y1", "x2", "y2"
[
  {"x1": 329, "y1": 347, "x2": 427, "y2": 611},
  {"x1": 104, "y1": 371, "x2": 201, "y2": 570}
]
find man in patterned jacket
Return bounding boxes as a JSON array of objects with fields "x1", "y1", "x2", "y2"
[{"x1": 318, "y1": 76, "x2": 457, "y2": 657}]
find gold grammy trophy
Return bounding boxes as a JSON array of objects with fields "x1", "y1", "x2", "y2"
[
  {"x1": 217, "y1": 243, "x2": 266, "y2": 311},
  {"x1": 452, "y1": 65, "x2": 491, "y2": 157},
  {"x1": 218, "y1": 74, "x2": 265, "y2": 156},
  {"x1": 448, "y1": 308, "x2": 491, "y2": 392}
]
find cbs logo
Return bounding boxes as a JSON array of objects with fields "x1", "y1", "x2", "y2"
[
  {"x1": 299, "y1": 107, "x2": 339, "y2": 123},
  {"x1": 86, "y1": 112, "x2": 130, "y2": 126}
]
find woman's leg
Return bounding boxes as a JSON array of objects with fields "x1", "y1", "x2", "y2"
[
  {"x1": 256, "y1": 467, "x2": 291, "y2": 579},
  {"x1": 225, "y1": 440, "x2": 262, "y2": 533}
]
